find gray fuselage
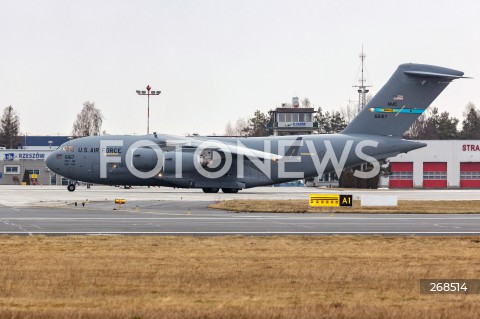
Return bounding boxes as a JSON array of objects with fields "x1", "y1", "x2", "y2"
[{"x1": 46, "y1": 133, "x2": 425, "y2": 189}]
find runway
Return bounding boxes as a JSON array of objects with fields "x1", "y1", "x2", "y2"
[
  {"x1": 1, "y1": 199, "x2": 480, "y2": 235},
  {"x1": 1, "y1": 186, "x2": 479, "y2": 235}
]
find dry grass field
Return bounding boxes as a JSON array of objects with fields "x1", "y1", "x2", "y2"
[
  {"x1": 210, "y1": 200, "x2": 480, "y2": 214},
  {"x1": 1, "y1": 235, "x2": 480, "y2": 319}
]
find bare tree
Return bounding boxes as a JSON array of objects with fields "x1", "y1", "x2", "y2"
[
  {"x1": 72, "y1": 101, "x2": 104, "y2": 137},
  {"x1": 339, "y1": 100, "x2": 358, "y2": 124},
  {"x1": 232, "y1": 118, "x2": 248, "y2": 136},
  {"x1": 340, "y1": 94, "x2": 372, "y2": 124},
  {"x1": 301, "y1": 97, "x2": 311, "y2": 108},
  {"x1": 0, "y1": 105, "x2": 20, "y2": 148},
  {"x1": 404, "y1": 113, "x2": 427, "y2": 139},
  {"x1": 224, "y1": 121, "x2": 235, "y2": 136}
]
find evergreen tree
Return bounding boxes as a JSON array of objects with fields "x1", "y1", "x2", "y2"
[
  {"x1": 22, "y1": 169, "x2": 30, "y2": 185},
  {"x1": 0, "y1": 106, "x2": 20, "y2": 148},
  {"x1": 329, "y1": 111, "x2": 347, "y2": 133},
  {"x1": 323, "y1": 111, "x2": 333, "y2": 133},
  {"x1": 423, "y1": 107, "x2": 441, "y2": 139},
  {"x1": 436, "y1": 111, "x2": 459, "y2": 139},
  {"x1": 315, "y1": 108, "x2": 347, "y2": 134},
  {"x1": 247, "y1": 110, "x2": 269, "y2": 137},
  {"x1": 314, "y1": 107, "x2": 329, "y2": 134},
  {"x1": 404, "y1": 107, "x2": 459, "y2": 140},
  {"x1": 460, "y1": 103, "x2": 480, "y2": 139}
]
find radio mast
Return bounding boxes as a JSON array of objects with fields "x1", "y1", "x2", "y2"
[{"x1": 353, "y1": 46, "x2": 372, "y2": 113}]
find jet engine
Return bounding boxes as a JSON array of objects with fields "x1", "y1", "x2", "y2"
[
  {"x1": 162, "y1": 149, "x2": 228, "y2": 175},
  {"x1": 131, "y1": 147, "x2": 161, "y2": 172}
]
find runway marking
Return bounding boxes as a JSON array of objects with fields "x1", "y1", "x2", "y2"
[
  {"x1": 267, "y1": 219, "x2": 315, "y2": 229},
  {"x1": 0, "y1": 219, "x2": 33, "y2": 236}
]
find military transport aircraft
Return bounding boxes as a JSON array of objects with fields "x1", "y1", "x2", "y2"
[{"x1": 46, "y1": 63, "x2": 466, "y2": 193}]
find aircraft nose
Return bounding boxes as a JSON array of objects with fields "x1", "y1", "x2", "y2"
[{"x1": 46, "y1": 151, "x2": 59, "y2": 173}]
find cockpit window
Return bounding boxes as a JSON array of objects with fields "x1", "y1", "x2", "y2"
[{"x1": 62, "y1": 145, "x2": 75, "y2": 152}]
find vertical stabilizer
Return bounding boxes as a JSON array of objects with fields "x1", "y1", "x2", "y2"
[{"x1": 342, "y1": 63, "x2": 465, "y2": 137}]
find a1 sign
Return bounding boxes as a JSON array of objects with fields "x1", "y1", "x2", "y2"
[
  {"x1": 339, "y1": 195, "x2": 352, "y2": 206},
  {"x1": 309, "y1": 194, "x2": 353, "y2": 207}
]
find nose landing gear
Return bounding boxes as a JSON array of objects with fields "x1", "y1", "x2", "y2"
[{"x1": 67, "y1": 184, "x2": 76, "y2": 192}]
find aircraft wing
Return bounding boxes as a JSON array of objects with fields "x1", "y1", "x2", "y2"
[
  {"x1": 187, "y1": 139, "x2": 283, "y2": 161},
  {"x1": 161, "y1": 135, "x2": 282, "y2": 161}
]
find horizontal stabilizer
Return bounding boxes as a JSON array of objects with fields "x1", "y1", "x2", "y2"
[{"x1": 404, "y1": 70, "x2": 470, "y2": 80}]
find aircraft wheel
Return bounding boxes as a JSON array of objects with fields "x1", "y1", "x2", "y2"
[
  {"x1": 222, "y1": 188, "x2": 239, "y2": 193},
  {"x1": 67, "y1": 184, "x2": 76, "y2": 192},
  {"x1": 202, "y1": 187, "x2": 220, "y2": 193}
]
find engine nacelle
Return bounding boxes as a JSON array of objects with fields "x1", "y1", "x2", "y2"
[
  {"x1": 132, "y1": 147, "x2": 160, "y2": 172},
  {"x1": 163, "y1": 151, "x2": 201, "y2": 175},
  {"x1": 131, "y1": 148, "x2": 226, "y2": 176}
]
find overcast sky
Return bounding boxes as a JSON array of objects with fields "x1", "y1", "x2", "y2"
[{"x1": 1, "y1": 0, "x2": 479, "y2": 136}]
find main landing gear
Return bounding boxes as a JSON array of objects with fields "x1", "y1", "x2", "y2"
[
  {"x1": 221, "y1": 188, "x2": 239, "y2": 193},
  {"x1": 67, "y1": 184, "x2": 76, "y2": 192},
  {"x1": 202, "y1": 187, "x2": 239, "y2": 193}
]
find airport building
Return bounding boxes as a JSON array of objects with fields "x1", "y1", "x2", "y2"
[
  {"x1": 384, "y1": 140, "x2": 480, "y2": 189},
  {"x1": 0, "y1": 136, "x2": 70, "y2": 186},
  {"x1": 268, "y1": 97, "x2": 318, "y2": 136}
]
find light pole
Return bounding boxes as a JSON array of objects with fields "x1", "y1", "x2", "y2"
[{"x1": 136, "y1": 85, "x2": 161, "y2": 134}]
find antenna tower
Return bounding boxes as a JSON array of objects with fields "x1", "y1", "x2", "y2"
[{"x1": 353, "y1": 46, "x2": 372, "y2": 113}]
